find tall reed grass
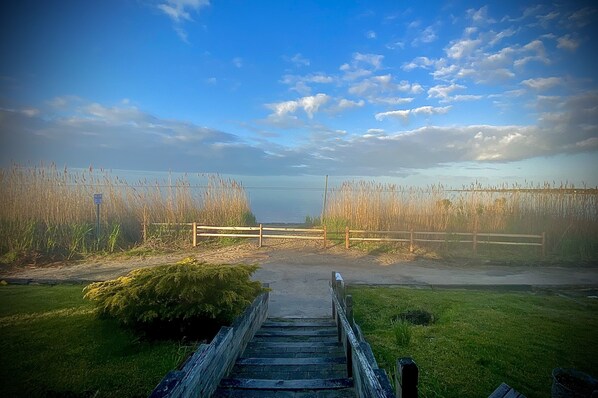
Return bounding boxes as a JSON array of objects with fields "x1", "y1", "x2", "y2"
[
  {"x1": 324, "y1": 180, "x2": 598, "y2": 258},
  {"x1": 0, "y1": 164, "x2": 254, "y2": 259}
]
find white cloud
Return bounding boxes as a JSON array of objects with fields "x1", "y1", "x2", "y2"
[
  {"x1": 521, "y1": 77, "x2": 563, "y2": 90},
  {"x1": 353, "y1": 53, "x2": 384, "y2": 69},
  {"x1": 557, "y1": 35, "x2": 580, "y2": 51},
  {"x1": 402, "y1": 56, "x2": 434, "y2": 71},
  {"x1": 467, "y1": 6, "x2": 496, "y2": 24},
  {"x1": 158, "y1": 0, "x2": 210, "y2": 22},
  {"x1": 488, "y1": 27, "x2": 516, "y2": 47},
  {"x1": 158, "y1": 0, "x2": 210, "y2": 42},
  {"x1": 285, "y1": 53, "x2": 310, "y2": 67},
  {"x1": 333, "y1": 98, "x2": 365, "y2": 112},
  {"x1": 412, "y1": 24, "x2": 439, "y2": 46},
  {"x1": 366, "y1": 31, "x2": 376, "y2": 39},
  {"x1": 428, "y1": 84, "x2": 466, "y2": 99},
  {"x1": 375, "y1": 105, "x2": 451, "y2": 121},
  {"x1": 536, "y1": 11, "x2": 560, "y2": 27},
  {"x1": 446, "y1": 38, "x2": 482, "y2": 59},
  {"x1": 452, "y1": 94, "x2": 484, "y2": 101},
  {"x1": 267, "y1": 93, "x2": 330, "y2": 119},
  {"x1": 375, "y1": 109, "x2": 410, "y2": 121},
  {"x1": 368, "y1": 97, "x2": 414, "y2": 105},
  {"x1": 281, "y1": 73, "x2": 335, "y2": 95}
]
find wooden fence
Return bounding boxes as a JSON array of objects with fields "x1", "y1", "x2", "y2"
[
  {"x1": 344, "y1": 228, "x2": 546, "y2": 256},
  {"x1": 147, "y1": 222, "x2": 546, "y2": 256}
]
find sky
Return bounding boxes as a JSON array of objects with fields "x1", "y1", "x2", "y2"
[{"x1": 1, "y1": 0, "x2": 597, "y2": 187}]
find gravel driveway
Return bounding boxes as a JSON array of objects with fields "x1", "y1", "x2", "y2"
[{"x1": 2, "y1": 241, "x2": 597, "y2": 318}]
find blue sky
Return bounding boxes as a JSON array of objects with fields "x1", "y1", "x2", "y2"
[{"x1": 1, "y1": 0, "x2": 597, "y2": 186}]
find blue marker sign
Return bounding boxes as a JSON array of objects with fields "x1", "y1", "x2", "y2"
[{"x1": 94, "y1": 193, "x2": 103, "y2": 205}]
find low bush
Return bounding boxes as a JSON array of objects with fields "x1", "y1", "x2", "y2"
[{"x1": 83, "y1": 258, "x2": 266, "y2": 339}]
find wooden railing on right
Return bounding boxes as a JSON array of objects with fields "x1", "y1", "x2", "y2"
[{"x1": 331, "y1": 271, "x2": 419, "y2": 398}]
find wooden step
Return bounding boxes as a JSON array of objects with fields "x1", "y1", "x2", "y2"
[
  {"x1": 218, "y1": 377, "x2": 354, "y2": 390},
  {"x1": 236, "y1": 357, "x2": 346, "y2": 366},
  {"x1": 262, "y1": 321, "x2": 337, "y2": 328},
  {"x1": 254, "y1": 329, "x2": 338, "y2": 337},
  {"x1": 212, "y1": 386, "x2": 356, "y2": 397}
]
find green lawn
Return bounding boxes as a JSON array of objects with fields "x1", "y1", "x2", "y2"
[
  {"x1": 350, "y1": 286, "x2": 598, "y2": 398},
  {"x1": 0, "y1": 284, "x2": 195, "y2": 398}
]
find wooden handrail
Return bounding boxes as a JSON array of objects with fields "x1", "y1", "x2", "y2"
[{"x1": 331, "y1": 272, "x2": 395, "y2": 398}]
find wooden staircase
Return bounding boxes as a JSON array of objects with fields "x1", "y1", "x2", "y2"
[{"x1": 212, "y1": 317, "x2": 356, "y2": 397}]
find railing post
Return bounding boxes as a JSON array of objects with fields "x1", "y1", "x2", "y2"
[
  {"x1": 409, "y1": 229, "x2": 414, "y2": 253},
  {"x1": 344, "y1": 295, "x2": 353, "y2": 378},
  {"x1": 345, "y1": 226, "x2": 350, "y2": 249},
  {"x1": 323, "y1": 225, "x2": 327, "y2": 248},
  {"x1": 192, "y1": 222, "x2": 197, "y2": 247},
  {"x1": 395, "y1": 357, "x2": 418, "y2": 398},
  {"x1": 331, "y1": 271, "x2": 336, "y2": 319},
  {"x1": 542, "y1": 232, "x2": 546, "y2": 257},
  {"x1": 345, "y1": 295, "x2": 354, "y2": 330},
  {"x1": 259, "y1": 224, "x2": 263, "y2": 248}
]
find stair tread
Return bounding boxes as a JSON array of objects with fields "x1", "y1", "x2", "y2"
[
  {"x1": 237, "y1": 357, "x2": 346, "y2": 366},
  {"x1": 219, "y1": 377, "x2": 354, "y2": 390}
]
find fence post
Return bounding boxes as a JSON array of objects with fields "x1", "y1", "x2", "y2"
[
  {"x1": 542, "y1": 232, "x2": 546, "y2": 257},
  {"x1": 409, "y1": 229, "x2": 414, "y2": 253},
  {"x1": 323, "y1": 225, "x2": 327, "y2": 248},
  {"x1": 259, "y1": 224, "x2": 263, "y2": 248},
  {"x1": 395, "y1": 357, "x2": 418, "y2": 398},
  {"x1": 473, "y1": 229, "x2": 477, "y2": 255},
  {"x1": 345, "y1": 226, "x2": 350, "y2": 249},
  {"x1": 192, "y1": 222, "x2": 197, "y2": 247},
  {"x1": 345, "y1": 295, "x2": 353, "y2": 378}
]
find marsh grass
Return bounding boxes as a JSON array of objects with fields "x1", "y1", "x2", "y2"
[
  {"x1": 0, "y1": 284, "x2": 195, "y2": 398},
  {"x1": 324, "y1": 181, "x2": 598, "y2": 259},
  {"x1": 0, "y1": 164, "x2": 254, "y2": 261},
  {"x1": 350, "y1": 286, "x2": 598, "y2": 398}
]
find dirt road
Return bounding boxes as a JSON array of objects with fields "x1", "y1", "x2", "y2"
[{"x1": 2, "y1": 241, "x2": 597, "y2": 317}]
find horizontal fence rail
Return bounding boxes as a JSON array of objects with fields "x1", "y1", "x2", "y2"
[{"x1": 192, "y1": 224, "x2": 327, "y2": 248}]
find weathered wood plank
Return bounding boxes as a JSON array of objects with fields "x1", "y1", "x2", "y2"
[
  {"x1": 254, "y1": 329, "x2": 337, "y2": 337},
  {"x1": 261, "y1": 321, "x2": 336, "y2": 328},
  {"x1": 236, "y1": 357, "x2": 346, "y2": 366},
  {"x1": 488, "y1": 382, "x2": 526, "y2": 398},
  {"x1": 246, "y1": 341, "x2": 342, "y2": 348},
  {"x1": 219, "y1": 377, "x2": 354, "y2": 390}
]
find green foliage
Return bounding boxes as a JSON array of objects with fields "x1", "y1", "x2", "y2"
[
  {"x1": 304, "y1": 215, "x2": 321, "y2": 227},
  {"x1": 351, "y1": 286, "x2": 598, "y2": 398},
  {"x1": 241, "y1": 211, "x2": 257, "y2": 226},
  {"x1": 83, "y1": 258, "x2": 266, "y2": 338},
  {"x1": 0, "y1": 285, "x2": 193, "y2": 397}
]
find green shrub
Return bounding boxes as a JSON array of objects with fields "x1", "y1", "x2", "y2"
[{"x1": 83, "y1": 258, "x2": 266, "y2": 339}]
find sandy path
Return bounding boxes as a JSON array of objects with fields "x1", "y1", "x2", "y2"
[{"x1": 2, "y1": 241, "x2": 597, "y2": 318}]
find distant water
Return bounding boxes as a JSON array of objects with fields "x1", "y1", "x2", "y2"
[{"x1": 84, "y1": 169, "x2": 329, "y2": 223}]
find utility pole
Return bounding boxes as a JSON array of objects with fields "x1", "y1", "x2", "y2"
[{"x1": 321, "y1": 175, "x2": 328, "y2": 223}]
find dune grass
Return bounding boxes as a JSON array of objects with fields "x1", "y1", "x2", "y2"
[
  {"x1": 324, "y1": 181, "x2": 598, "y2": 260},
  {"x1": 0, "y1": 284, "x2": 195, "y2": 398},
  {"x1": 0, "y1": 164, "x2": 255, "y2": 261},
  {"x1": 350, "y1": 286, "x2": 598, "y2": 398}
]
